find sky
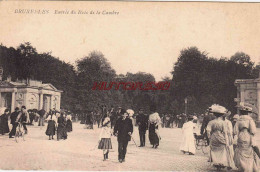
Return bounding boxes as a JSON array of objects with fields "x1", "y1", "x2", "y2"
[{"x1": 0, "y1": 1, "x2": 260, "y2": 81}]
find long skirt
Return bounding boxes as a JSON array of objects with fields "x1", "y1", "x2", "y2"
[
  {"x1": 234, "y1": 130, "x2": 260, "y2": 172},
  {"x1": 210, "y1": 131, "x2": 229, "y2": 167},
  {"x1": 66, "y1": 120, "x2": 72, "y2": 132},
  {"x1": 0, "y1": 118, "x2": 9, "y2": 134},
  {"x1": 98, "y1": 138, "x2": 112, "y2": 149},
  {"x1": 180, "y1": 129, "x2": 196, "y2": 154},
  {"x1": 45, "y1": 120, "x2": 56, "y2": 136},
  {"x1": 57, "y1": 125, "x2": 67, "y2": 140},
  {"x1": 149, "y1": 124, "x2": 159, "y2": 146}
]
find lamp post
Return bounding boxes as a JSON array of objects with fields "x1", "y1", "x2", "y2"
[{"x1": 184, "y1": 97, "x2": 188, "y2": 115}]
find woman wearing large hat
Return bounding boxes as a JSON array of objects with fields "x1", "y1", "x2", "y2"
[
  {"x1": 206, "y1": 104, "x2": 234, "y2": 170},
  {"x1": 233, "y1": 102, "x2": 260, "y2": 172}
]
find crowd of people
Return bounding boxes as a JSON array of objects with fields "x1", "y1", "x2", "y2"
[
  {"x1": 179, "y1": 103, "x2": 260, "y2": 171},
  {"x1": 0, "y1": 106, "x2": 73, "y2": 141},
  {"x1": 1, "y1": 102, "x2": 260, "y2": 171}
]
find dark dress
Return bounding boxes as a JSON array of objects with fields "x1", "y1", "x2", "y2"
[
  {"x1": 45, "y1": 115, "x2": 56, "y2": 136},
  {"x1": 66, "y1": 118, "x2": 72, "y2": 132},
  {"x1": 0, "y1": 114, "x2": 10, "y2": 134},
  {"x1": 149, "y1": 123, "x2": 159, "y2": 146},
  {"x1": 57, "y1": 116, "x2": 67, "y2": 140}
]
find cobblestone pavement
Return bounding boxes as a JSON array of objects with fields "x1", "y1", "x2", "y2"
[{"x1": 0, "y1": 122, "x2": 259, "y2": 171}]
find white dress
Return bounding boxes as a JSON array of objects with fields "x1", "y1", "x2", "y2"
[{"x1": 180, "y1": 121, "x2": 196, "y2": 154}]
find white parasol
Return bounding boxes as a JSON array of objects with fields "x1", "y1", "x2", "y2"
[
  {"x1": 0, "y1": 107, "x2": 6, "y2": 116},
  {"x1": 127, "y1": 109, "x2": 134, "y2": 117}
]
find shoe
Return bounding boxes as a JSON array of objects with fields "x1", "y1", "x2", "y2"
[
  {"x1": 119, "y1": 159, "x2": 123, "y2": 163},
  {"x1": 138, "y1": 145, "x2": 143, "y2": 147},
  {"x1": 189, "y1": 152, "x2": 194, "y2": 155},
  {"x1": 122, "y1": 159, "x2": 125, "y2": 162},
  {"x1": 9, "y1": 136, "x2": 14, "y2": 138},
  {"x1": 155, "y1": 145, "x2": 158, "y2": 149}
]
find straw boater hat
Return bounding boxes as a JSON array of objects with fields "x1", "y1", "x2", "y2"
[
  {"x1": 209, "y1": 104, "x2": 227, "y2": 115},
  {"x1": 237, "y1": 102, "x2": 253, "y2": 112},
  {"x1": 233, "y1": 114, "x2": 239, "y2": 120}
]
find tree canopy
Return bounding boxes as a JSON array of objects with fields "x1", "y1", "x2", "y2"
[{"x1": 0, "y1": 43, "x2": 259, "y2": 115}]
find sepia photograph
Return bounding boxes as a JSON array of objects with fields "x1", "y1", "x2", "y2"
[{"x1": 0, "y1": 1, "x2": 260, "y2": 171}]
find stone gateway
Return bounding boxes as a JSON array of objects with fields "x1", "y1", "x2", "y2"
[{"x1": 0, "y1": 77, "x2": 62, "y2": 112}]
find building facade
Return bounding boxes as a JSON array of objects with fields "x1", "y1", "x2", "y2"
[
  {"x1": 235, "y1": 76, "x2": 260, "y2": 126},
  {"x1": 0, "y1": 77, "x2": 62, "y2": 112}
]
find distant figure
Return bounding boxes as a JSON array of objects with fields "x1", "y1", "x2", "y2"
[
  {"x1": 66, "y1": 113, "x2": 72, "y2": 132},
  {"x1": 113, "y1": 109, "x2": 133, "y2": 163},
  {"x1": 180, "y1": 115, "x2": 196, "y2": 155},
  {"x1": 46, "y1": 111, "x2": 57, "y2": 140},
  {"x1": 136, "y1": 108, "x2": 148, "y2": 147},
  {"x1": 0, "y1": 109, "x2": 10, "y2": 135},
  {"x1": 38, "y1": 109, "x2": 46, "y2": 126},
  {"x1": 57, "y1": 113, "x2": 67, "y2": 141},
  {"x1": 9, "y1": 107, "x2": 20, "y2": 138},
  {"x1": 28, "y1": 109, "x2": 35, "y2": 125},
  {"x1": 148, "y1": 105, "x2": 161, "y2": 149}
]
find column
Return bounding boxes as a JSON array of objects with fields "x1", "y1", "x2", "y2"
[
  {"x1": 39, "y1": 93, "x2": 43, "y2": 110},
  {"x1": 11, "y1": 92, "x2": 15, "y2": 112},
  {"x1": 0, "y1": 91, "x2": 2, "y2": 107},
  {"x1": 240, "y1": 88, "x2": 245, "y2": 103},
  {"x1": 50, "y1": 95, "x2": 53, "y2": 111},
  {"x1": 257, "y1": 82, "x2": 260, "y2": 121}
]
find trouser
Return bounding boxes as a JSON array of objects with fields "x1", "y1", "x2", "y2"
[
  {"x1": 38, "y1": 117, "x2": 44, "y2": 126},
  {"x1": 139, "y1": 130, "x2": 146, "y2": 146},
  {"x1": 9, "y1": 123, "x2": 18, "y2": 136},
  {"x1": 118, "y1": 140, "x2": 128, "y2": 160},
  {"x1": 23, "y1": 123, "x2": 28, "y2": 133}
]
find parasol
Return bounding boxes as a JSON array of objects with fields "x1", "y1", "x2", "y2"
[{"x1": 126, "y1": 109, "x2": 134, "y2": 117}]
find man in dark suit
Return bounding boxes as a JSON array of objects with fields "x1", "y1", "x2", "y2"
[
  {"x1": 38, "y1": 109, "x2": 46, "y2": 126},
  {"x1": 113, "y1": 109, "x2": 133, "y2": 163},
  {"x1": 9, "y1": 107, "x2": 20, "y2": 138},
  {"x1": 200, "y1": 109, "x2": 216, "y2": 145},
  {"x1": 136, "y1": 108, "x2": 148, "y2": 147}
]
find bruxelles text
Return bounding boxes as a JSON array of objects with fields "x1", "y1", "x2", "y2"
[{"x1": 92, "y1": 81, "x2": 170, "y2": 91}]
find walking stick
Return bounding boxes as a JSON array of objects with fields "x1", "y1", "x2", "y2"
[{"x1": 130, "y1": 134, "x2": 138, "y2": 147}]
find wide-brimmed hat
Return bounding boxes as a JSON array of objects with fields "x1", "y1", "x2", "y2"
[
  {"x1": 187, "y1": 115, "x2": 194, "y2": 120},
  {"x1": 209, "y1": 104, "x2": 227, "y2": 115},
  {"x1": 236, "y1": 102, "x2": 256, "y2": 113},
  {"x1": 233, "y1": 114, "x2": 239, "y2": 119}
]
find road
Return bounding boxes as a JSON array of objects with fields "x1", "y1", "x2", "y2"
[{"x1": 0, "y1": 122, "x2": 259, "y2": 171}]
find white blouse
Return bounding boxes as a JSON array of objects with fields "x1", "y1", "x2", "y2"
[
  {"x1": 99, "y1": 117, "x2": 112, "y2": 139},
  {"x1": 66, "y1": 115, "x2": 72, "y2": 121},
  {"x1": 46, "y1": 114, "x2": 57, "y2": 123}
]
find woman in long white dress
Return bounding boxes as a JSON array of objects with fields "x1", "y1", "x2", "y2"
[
  {"x1": 233, "y1": 102, "x2": 260, "y2": 172},
  {"x1": 207, "y1": 104, "x2": 233, "y2": 171},
  {"x1": 180, "y1": 115, "x2": 196, "y2": 155}
]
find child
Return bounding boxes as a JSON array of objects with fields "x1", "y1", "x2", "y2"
[{"x1": 98, "y1": 114, "x2": 112, "y2": 161}]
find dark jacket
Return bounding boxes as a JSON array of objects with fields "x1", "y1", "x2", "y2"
[
  {"x1": 200, "y1": 114, "x2": 216, "y2": 135},
  {"x1": 10, "y1": 111, "x2": 19, "y2": 124},
  {"x1": 38, "y1": 109, "x2": 46, "y2": 117},
  {"x1": 114, "y1": 117, "x2": 133, "y2": 142},
  {"x1": 136, "y1": 114, "x2": 148, "y2": 131}
]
